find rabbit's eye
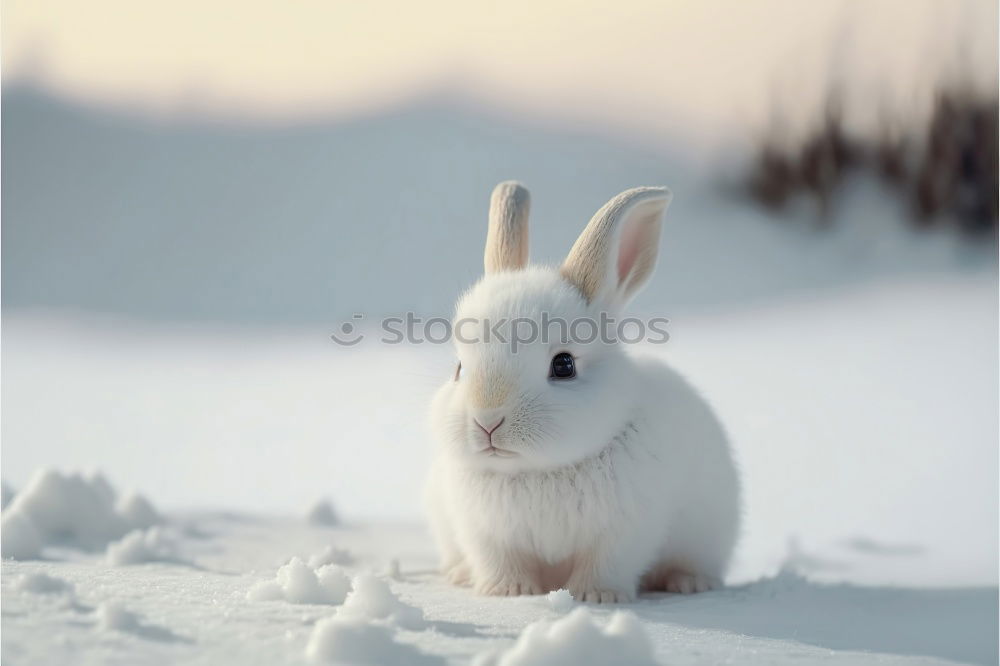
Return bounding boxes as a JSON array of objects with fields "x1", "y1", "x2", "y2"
[
  {"x1": 549, "y1": 352, "x2": 576, "y2": 379},
  {"x1": 454, "y1": 362, "x2": 462, "y2": 382}
]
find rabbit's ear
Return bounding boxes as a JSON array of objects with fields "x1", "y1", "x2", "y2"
[
  {"x1": 484, "y1": 181, "x2": 531, "y2": 273},
  {"x1": 561, "y1": 187, "x2": 672, "y2": 309}
]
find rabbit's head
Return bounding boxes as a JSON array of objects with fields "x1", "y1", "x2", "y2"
[{"x1": 431, "y1": 182, "x2": 672, "y2": 471}]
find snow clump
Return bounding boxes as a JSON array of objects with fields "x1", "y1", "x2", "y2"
[
  {"x1": 307, "y1": 499, "x2": 339, "y2": 526},
  {"x1": 106, "y1": 527, "x2": 183, "y2": 566},
  {"x1": 473, "y1": 607, "x2": 659, "y2": 666},
  {"x1": 95, "y1": 602, "x2": 143, "y2": 632},
  {"x1": 547, "y1": 588, "x2": 575, "y2": 613},
  {"x1": 307, "y1": 544, "x2": 354, "y2": 568},
  {"x1": 335, "y1": 573, "x2": 424, "y2": 629},
  {"x1": 1, "y1": 468, "x2": 162, "y2": 559},
  {"x1": 247, "y1": 556, "x2": 351, "y2": 604},
  {"x1": 1, "y1": 510, "x2": 43, "y2": 560},
  {"x1": 305, "y1": 615, "x2": 443, "y2": 665},
  {"x1": 14, "y1": 572, "x2": 74, "y2": 594},
  {"x1": 115, "y1": 493, "x2": 162, "y2": 529}
]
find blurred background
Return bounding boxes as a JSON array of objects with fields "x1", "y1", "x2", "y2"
[{"x1": 2, "y1": 0, "x2": 997, "y2": 585}]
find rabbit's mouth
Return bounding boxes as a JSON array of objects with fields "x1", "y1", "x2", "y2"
[{"x1": 477, "y1": 446, "x2": 519, "y2": 458}]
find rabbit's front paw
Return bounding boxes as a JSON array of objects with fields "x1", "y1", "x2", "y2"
[
  {"x1": 475, "y1": 575, "x2": 543, "y2": 597},
  {"x1": 444, "y1": 562, "x2": 471, "y2": 586},
  {"x1": 568, "y1": 587, "x2": 632, "y2": 604},
  {"x1": 664, "y1": 571, "x2": 720, "y2": 594}
]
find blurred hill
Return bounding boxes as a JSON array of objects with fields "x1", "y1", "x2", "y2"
[{"x1": 2, "y1": 85, "x2": 994, "y2": 324}]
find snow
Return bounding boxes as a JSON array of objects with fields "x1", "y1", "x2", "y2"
[
  {"x1": 13, "y1": 573, "x2": 73, "y2": 595},
  {"x1": 0, "y1": 468, "x2": 162, "y2": 558},
  {"x1": 2, "y1": 481, "x2": 15, "y2": 509},
  {"x1": 4, "y1": 85, "x2": 996, "y2": 326},
  {"x1": 116, "y1": 493, "x2": 163, "y2": 529},
  {"x1": 335, "y1": 574, "x2": 425, "y2": 629},
  {"x1": 96, "y1": 601, "x2": 143, "y2": 632},
  {"x1": 2, "y1": 511, "x2": 43, "y2": 560},
  {"x1": 546, "y1": 589, "x2": 575, "y2": 614},
  {"x1": 2, "y1": 507, "x2": 997, "y2": 665},
  {"x1": 305, "y1": 615, "x2": 444, "y2": 665},
  {"x1": 474, "y1": 607, "x2": 658, "y2": 666},
  {"x1": 105, "y1": 528, "x2": 185, "y2": 566},
  {"x1": 385, "y1": 558, "x2": 402, "y2": 581},
  {"x1": 308, "y1": 545, "x2": 355, "y2": 568},
  {"x1": 247, "y1": 557, "x2": 351, "y2": 605},
  {"x1": 307, "y1": 499, "x2": 340, "y2": 527},
  {"x1": 92, "y1": 601, "x2": 185, "y2": 642}
]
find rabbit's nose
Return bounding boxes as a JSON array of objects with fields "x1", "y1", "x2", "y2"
[{"x1": 474, "y1": 416, "x2": 505, "y2": 437}]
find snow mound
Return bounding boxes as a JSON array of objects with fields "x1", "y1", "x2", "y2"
[
  {"x1": 305, "y1": 616, "x2": 443, "y2": 665},
  {"x1": 1, "y1": 510, "x2": 43, "y2": 559},
  {"x1": 546, "y1": 589, "x2": 574, "y2": 613},
  {"x1": 14, "y1": 572, "x2": 73, "y2": 594},
  {"x1": 116, "y1": 493, "x2": 162, "y2": 529},
  {"x1": 94, "y1": 600, "x2": 183, "y2": 642},
  {"x1": 307, "y1": 499, "x2": 339, "y2": 526},
  {"x1": 96, "y1": 602, "x2": 142, "y2": 632},
  {"x1": 247, "y1": 556, "x2": 351, "y2": 604},
  {"x1": 106, "y1": 527, "x2": 184, "y2": 566},
  {"x1": 385, "y1": 558, "x2": 401, "y2": 581},
  {"x1": 307, "y1": 545, "x2": 354, "y2": 568},
  {"x1": 0, "y1": 468, "x2": 161, "y2": 558},
  {"x1": 336, "y1": 574, "x2": 424, "y2": 629},
  {"x1": 474, "y1": 607, "x2": 659, "y2": 666}
]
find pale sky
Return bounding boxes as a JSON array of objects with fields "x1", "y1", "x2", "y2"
[{"x1": 2, "y1": 0, "x2": 996, "y2": 139}]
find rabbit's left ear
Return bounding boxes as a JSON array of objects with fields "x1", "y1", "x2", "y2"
[
  {"x1": 561, "y1": 187, "x2": 672, "y2": 310},
  {"x1": 484, "y1": 181, "x2": 531, "y2": 273}
]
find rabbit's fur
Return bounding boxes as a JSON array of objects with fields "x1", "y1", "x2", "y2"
[{"x1": 425, "y1": 182, "x2": 739, "y2": 602}]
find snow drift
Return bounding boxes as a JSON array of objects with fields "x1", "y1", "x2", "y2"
[
  {"x1": 306, "y1": 616, "x2": 442, "y2": 665},
  {"x1": 307, "y1": 499, "x2": 340, "y2": 526},
  {"x1": 474, "y1": 607, "x2": 659, "y2": 666},
  {"x1": 335, "y1": 574, "x2": 425, "y2": 630},
  {"x1": 308, "y1": 545, "x2": 354, "y2": 568},
  {"x1": 13, "y1": 572, "x2": 73, "y2": 595},
  {"x1": 247, "y1": 556, "x2": 351, "y2": 605},
  {"x1": 546, "y1": 589, "x2": 575, "y2": 614},
  {"x1": 105, "y1": 527, "x2": 185, "y2": 566},
  {"x1": 1, "y1": 469, "x2": 161, "y2": 559}
]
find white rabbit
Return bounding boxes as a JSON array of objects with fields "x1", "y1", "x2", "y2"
[{"x1": 425, "y1": 182, "x2": 740, "y2": 602}]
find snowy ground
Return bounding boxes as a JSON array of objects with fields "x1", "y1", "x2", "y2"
[
  {"x1": 2, "y1": 271, "x2": 997, "y2": 665},
  {"x1": 1, "y1": 513, "x2": 996, "y2": 665}
]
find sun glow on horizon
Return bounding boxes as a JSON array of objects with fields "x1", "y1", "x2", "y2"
[{"x1": 2, "y1": 0, "x2": 996, "y2": 139}]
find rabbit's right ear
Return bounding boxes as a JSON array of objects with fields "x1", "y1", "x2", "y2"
[
  {"x1": 561, "y1": 186, "x2": 672, "y2": 311},
  {"x1": 484, "y1": 181, "x2": 531, "y2": 273}
]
